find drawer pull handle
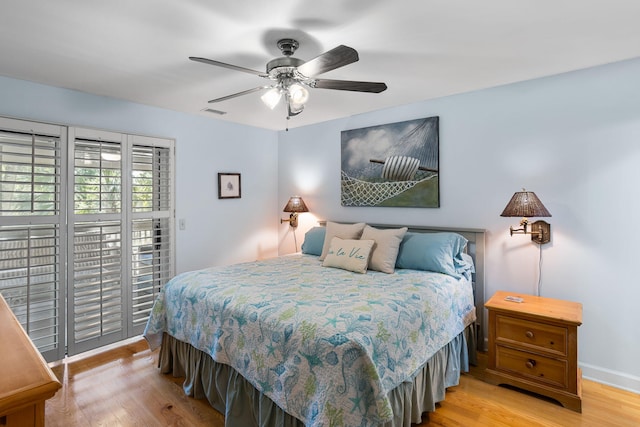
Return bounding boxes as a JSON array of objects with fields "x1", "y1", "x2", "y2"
[
  {"x1": 525, "y1": 331, "x2": 535, "y2": 339},
  {"x1": 525, "y1": 359, "x2": 537, "y2": 369}
]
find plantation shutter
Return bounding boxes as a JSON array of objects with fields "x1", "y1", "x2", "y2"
[
  {"x1": 68, "y1": 128, "x2": 126, "y2": 355},
  {"x1": 129, "y1": 136, "x2": 173, "y2": 333},
  {"x1": 1, "y1": 119, "x2": 174, "y2": 361},
  {"x1": 0, "y1": 117, "x2": 66, "y2": 361}
]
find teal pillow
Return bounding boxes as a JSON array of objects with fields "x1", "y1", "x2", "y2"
[
  {"x1": 395, "y1": 232, "x2": 468, "y2": 278},
  {"x1": 301, "y1": 227, "x2": 326, "y2": 256}
]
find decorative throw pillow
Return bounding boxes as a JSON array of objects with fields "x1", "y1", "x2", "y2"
[
  {"x1": 360, "y1": 225, "x2": 408, "y2": 273},
  {"x1": 322, "y1": 237, "x2": 375, "y2": 274},
  {"x1": 395, "y1": 232, "x2": 468, "y2": 278},
  {"x1": 301, "y1": 227, "x2": 326, "y2": 256},
  {"x1": 319, "y1": 221, "x2": 366, "y2": 261}
]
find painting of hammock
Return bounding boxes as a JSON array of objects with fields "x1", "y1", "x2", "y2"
[{"x1": 341, "y1": 116, "x2": 439, "y2": 207}]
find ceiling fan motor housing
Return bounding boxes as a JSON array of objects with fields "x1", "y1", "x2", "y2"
[
  {"x1": 266, "y1": 57, "x2": 305, "y2": 74},
  {"x1": 267, "y1": 39, "x2": 305, "y2": 74}
]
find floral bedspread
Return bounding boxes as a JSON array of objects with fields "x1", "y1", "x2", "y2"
[{"x1": 144, "y1": 254, "x2": 476, "y2": 427}]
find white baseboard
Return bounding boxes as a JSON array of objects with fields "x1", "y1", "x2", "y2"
[{"x1": 580, "y1": 362, "x2": 640, "y2": 394}]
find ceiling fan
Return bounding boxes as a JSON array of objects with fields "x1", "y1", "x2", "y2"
[{"x1": 190, "y1": 38, "x2": 387, "y2": 119}]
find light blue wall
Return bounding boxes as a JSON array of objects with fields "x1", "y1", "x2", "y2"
[
  {"x1": 0, "y1": 75, "x2": 279, "y2": 274},
  {"x1": 278, "y1": 57, "x2": 640, "y2": 393}
]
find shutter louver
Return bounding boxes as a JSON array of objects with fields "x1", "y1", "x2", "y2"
[
  {"x1": 72, "y1": 221, "x2": 123, "y2": 343},
  {"x1": 131, "y1": 218, "x2": 171, "y2": 326},
  {"x1": 74, "y1": 139, "x2": 121, "y2": 214},
  {"x1": 132, "y1": 145, "x2": 171, "y2": 212},
  {"x1": 0, "y1": 224, "x2": 60, "y2": 352},
  {"x1": 0, "y1": 130, "x2": 60, "y2": 215}
]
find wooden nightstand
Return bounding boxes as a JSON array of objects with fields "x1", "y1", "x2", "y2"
[{"x1": 485, "y1": 290, "x2": 582, "y2": 412}]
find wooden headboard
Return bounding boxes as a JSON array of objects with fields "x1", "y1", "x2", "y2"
[{"x1": 318, "y1": 221, "x2": 486, "y2": 351}]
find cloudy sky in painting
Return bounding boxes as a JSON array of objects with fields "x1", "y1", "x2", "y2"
[{"x1": 341, "y1": 118, "x2": 427, "y2": 179}]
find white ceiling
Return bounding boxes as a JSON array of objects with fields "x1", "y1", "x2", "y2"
[{"x1": 2, "y1": 1, "x2": 640, "y2": 131}]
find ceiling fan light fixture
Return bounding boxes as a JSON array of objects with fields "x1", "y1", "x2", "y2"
[
  {"x1": 261, "y1": 88, "x2": 282, "y2": 109},
  {"x1": 288, "y1": 101, "x2": 305, "y2": 116},
  {"x1": 288, "y1": 83, "x2": 309, "y2": 105}
]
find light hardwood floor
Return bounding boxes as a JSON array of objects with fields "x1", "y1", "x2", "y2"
[{"x1": 45, "y1": 337, "x2": 640, "y2": 426}]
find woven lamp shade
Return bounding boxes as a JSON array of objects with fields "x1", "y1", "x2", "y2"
[
  {"x1": 283, "y1": 196, "x2": 309, "y2": 213},
  {"x1": 500, "y1": 191, "x2": 551, "y2": 218}
]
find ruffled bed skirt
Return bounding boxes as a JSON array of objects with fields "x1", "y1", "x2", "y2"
[{"x1": 158, "y1": 325, "x2": 476, "y2": 427}]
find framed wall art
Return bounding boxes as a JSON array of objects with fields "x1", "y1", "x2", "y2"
[
  {"x1": 218, "y1": 173, "x2": 241, "y2": 199},
  {"x1": 341, "y1": 116, "x2": 439, "y2": 208}
]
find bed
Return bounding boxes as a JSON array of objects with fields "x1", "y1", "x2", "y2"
[{"x1": 144, "y1": 223, "x2": 485, "y2": 427}]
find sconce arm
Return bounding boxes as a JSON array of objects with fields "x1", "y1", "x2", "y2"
[
  {"x1": 510, "y1": 220, "x2": 550, "y2": 244},
  {"x1": 280, "y1": 212, "x2": 299, "y2": 228}
]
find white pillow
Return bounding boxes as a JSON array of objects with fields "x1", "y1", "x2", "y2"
[
  {"x1": 319, "y1": 221, "x2": 366, "y2": 261},
  {"x1": 322, "y1": 237, "x2": 374, "y2": 274},
  {"x1": 361, "y1": 225, "x2": 408, "y2": 273}
]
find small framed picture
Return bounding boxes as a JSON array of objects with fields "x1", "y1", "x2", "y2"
[{"x1": 218, "y1": 173, "x2": 241, "y2": 199}]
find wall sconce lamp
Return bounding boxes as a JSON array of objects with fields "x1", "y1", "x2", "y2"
[
  {"x1": 500, "y1": 189, "x2": 552, "y2": 244},
  {"x1": 281, "y1": 196, "x2": 309, "y2": 228}
]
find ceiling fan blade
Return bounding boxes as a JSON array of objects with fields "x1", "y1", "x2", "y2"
[
  {"x1": 312, "y1": 79, "x2": 387, "y2": 93},
  {"x1": 297, "y1": 45, "x2": 359, "y2": 77},
  {"x1": 190, "y1": 57, "x2": 268, "y2": 77},
  {"x1": 208, "y1": 86, "x2": 271, "y2": 103}
]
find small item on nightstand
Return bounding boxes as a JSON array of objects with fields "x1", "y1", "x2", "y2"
[{"x1": 504, "y1": 295, "x2": 524, "y2": 303}]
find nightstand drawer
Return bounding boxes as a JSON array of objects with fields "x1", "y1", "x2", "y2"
[
  {"x1": 496, "y1": 346, "x2": 568, "y2": 389},
  {"x1": 496, "y1": 314, "x2": 567, "y2": 356}
]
